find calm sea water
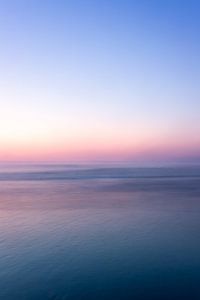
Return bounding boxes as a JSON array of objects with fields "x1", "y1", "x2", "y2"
[{"x1": 0, "y1": 164, "x2": 200, "y2": 299}]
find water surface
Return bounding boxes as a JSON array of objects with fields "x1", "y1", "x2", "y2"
[{"x1": 0, "y1": 164, "x2": 200, "y2": 299}]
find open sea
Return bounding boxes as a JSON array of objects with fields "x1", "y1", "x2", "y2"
[{"x1": 0, "y1": 164, "x2": 200, "y2": 300}]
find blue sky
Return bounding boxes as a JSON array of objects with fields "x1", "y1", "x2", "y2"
[{"x1": 0, "y1": 0, "x2": 199, "y2": 162}]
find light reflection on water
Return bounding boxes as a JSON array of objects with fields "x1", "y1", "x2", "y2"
[{"x1": 0, "y1": 165, "x2": 200, "y2": 299}]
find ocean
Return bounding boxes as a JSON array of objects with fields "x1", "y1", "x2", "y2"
[{"x1": 0, "y1": 164, "x2": 200, "y2": 299}]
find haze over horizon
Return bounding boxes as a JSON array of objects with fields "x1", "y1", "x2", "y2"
[{"x1": 0, "y1": 0, "x2": 199, "y2": 163}]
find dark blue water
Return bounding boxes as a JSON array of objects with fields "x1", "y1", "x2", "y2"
[{"x1": 0, "y1": 164, "x2": 200, "y2": 299}]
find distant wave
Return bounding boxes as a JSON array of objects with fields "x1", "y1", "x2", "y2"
[{"x1": 0, "y1": 166, "x2": 200, "y2": 181}]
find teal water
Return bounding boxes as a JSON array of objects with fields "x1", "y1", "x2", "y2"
[{"x1": 0, "y1": 165, "x2": 200, "y2": 299}]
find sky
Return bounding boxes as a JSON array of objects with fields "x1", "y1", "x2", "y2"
[{"x1": 0, "y1": 0, "x2": 199, "y2": 163}]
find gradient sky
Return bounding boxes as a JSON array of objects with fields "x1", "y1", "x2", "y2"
[{"x1": 0, "y1": 0, "x2": 199, "y2": 162}]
